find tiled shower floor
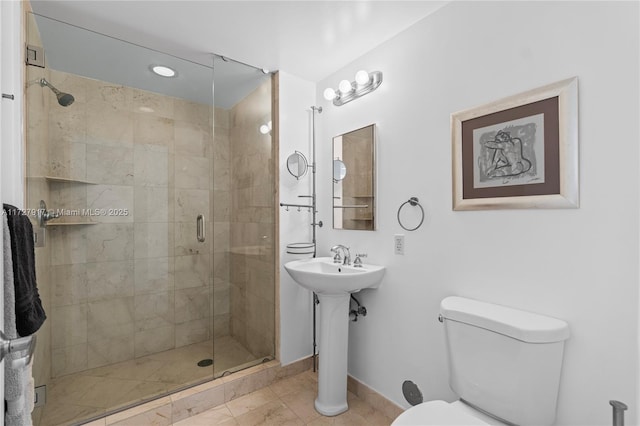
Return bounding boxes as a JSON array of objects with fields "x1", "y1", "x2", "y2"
[{"x1": 34, "y1": 336, "x2": 261, "y2": 426}]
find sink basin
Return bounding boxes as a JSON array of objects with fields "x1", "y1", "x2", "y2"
[{"x1": 284, "y1": 257, "x2": 385, "y2": 295}]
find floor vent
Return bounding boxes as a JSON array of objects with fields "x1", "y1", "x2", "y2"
[{"x1": 402, "y1": 380, "x2": 423, "y2": 406}]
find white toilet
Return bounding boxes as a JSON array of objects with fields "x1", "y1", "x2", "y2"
[{"x1": 392, "y1": 296, "x2": 570, "y2": 426}]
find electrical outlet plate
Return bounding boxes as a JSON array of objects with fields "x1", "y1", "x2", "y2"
[{"x1": 394, "y1": 234, "x2": 405, "y2": 255}]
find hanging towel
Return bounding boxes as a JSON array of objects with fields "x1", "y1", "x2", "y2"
[
  {"x1": 3, "y1": 214, "x2": 33, "y2": 426},
  {"x1": 2, "y1": 205, "x2": 46, "y2": 336},
  {"x1": 5, "y1": 375, "x2": 34, "y2": 426}
]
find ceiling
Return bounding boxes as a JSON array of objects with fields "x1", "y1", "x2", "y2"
[
  {"x1": 30, "y1": 1, "x2": 447, "y2": 106},
  {"x1": 32, "y1": 13, "x2": 270, "y2": 108}
]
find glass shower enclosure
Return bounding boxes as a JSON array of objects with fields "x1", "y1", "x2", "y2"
[{"x1": 25, "y1": 11, "x2": 275, "y2": 426}]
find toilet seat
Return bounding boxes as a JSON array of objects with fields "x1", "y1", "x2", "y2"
[{"x1": 391, "y1": 400, "x2": 493, "y2": 425}]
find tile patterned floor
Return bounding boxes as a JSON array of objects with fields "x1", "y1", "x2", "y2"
[
  {"x1": 35, "y1": 336, "x2": 263, "y2": 426},
  {"x1": 171, "y1": 369, "x2": 395, "y2": 426}
]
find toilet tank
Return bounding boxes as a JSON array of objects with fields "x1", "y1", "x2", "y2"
[{"x1": 440, "y1": 297, "x2": 570, "y2": 426}]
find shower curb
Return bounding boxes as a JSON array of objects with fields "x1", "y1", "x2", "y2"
[{"x1": 82, "y1": 357, "x2": 313, "y2": 426}]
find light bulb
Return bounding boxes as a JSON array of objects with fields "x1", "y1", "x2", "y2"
[
  {"x1": 338, "y1": 80, "x2": 353, "y2": 94},
  {"x1": 323, "y1": 88, "x2": 336, "y2": 101},
  {"x1": 259, "y1": 124, "x2": 270, "y2": 134},
  {"x1": 355, "y1": 70, "x2": 369, "y2": 86}
]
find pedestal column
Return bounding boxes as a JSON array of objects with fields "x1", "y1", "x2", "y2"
[{"x1": 314, "y1": 293, "x2": 350, "y2": 416}]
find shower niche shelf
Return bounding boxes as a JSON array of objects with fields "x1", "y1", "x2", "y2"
[
  {"x1": 28, "y1": 177, "x2": 99, "y2": 226},
  {"x1": 30, "y1": 176, "x2": 98, "y2": 185},
  {"x1": 45, "y1": 219, "x2": 98, "y2": 226}
]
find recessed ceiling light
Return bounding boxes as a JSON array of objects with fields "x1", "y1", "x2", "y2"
[{"x1": 150, "y1": 65, "x2": 177, "y2": 78}]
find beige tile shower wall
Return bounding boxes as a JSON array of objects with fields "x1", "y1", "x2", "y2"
[
  {"x1": 213, "y1": 107, "x2": 231, "y2": 339},
  {"x1": 25, "y1": 9, "x2": 53, "y2": 399},
  {"x1": 46, "y1": 70, "x2": 223, "y2": 377},
  {"x1": 342, "y1": 129, "x2": 373, "y2": 230},
  {"x1": 229, "y1": 79, "x2": 275, "y2": 359}
]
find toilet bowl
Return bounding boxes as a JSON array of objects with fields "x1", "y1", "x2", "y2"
[
  {"x1": 392, "y1": 400, "x2": 505, "y2": 425},
  {"x1": 391, "y1": 296, "x2": 570, "y2": 426}
]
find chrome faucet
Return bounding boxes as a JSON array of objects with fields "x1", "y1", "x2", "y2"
[{"x1": 330, "y1": 245, "x2": 351, "y2": 266}]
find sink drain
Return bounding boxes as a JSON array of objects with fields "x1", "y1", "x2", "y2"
[{"x1": 197, "y1": 358, "x2": 213, "y2": 367}]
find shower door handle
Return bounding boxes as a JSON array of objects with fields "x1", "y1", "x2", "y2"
[{"x1": 197, "y1": 214, "x2": 206, "y2": 242}]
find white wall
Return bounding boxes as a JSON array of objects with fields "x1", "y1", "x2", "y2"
[
  {"x1": 313, "y1": 2, "x2": 639, "y2": 425},
  {"x1": 278, "y1": 71, "x2": 316, "y2": 365},
  {"x1": 1, "y1": 0, "x2": 24, "y2": 208},
  {"x1": 1, "y1": 1, "x2": 26, "y2": 420}
]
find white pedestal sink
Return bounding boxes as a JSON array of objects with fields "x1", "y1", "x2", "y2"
[{"x1": 284, "y1": 257, "x2": 385, "y2": 416}]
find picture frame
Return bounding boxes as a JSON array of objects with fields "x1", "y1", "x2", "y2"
[{"x1": 451, "y1": 77, "x2": 579, "y2": 210}]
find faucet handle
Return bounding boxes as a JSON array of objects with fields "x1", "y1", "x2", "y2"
[
  {"x1": 333, "y1": 252, "x2": 342, "y2": 263},
  {"x1": 353, "y1": 253, "x2": 367, "y2": 267}
]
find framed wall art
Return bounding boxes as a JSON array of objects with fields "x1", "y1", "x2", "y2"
[{"x1": 451, "y1": 77, "x2": 578, "y2": 210}]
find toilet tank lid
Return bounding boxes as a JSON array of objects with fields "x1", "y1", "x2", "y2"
[{"x1": 440, "y1": 296, "x2": 570, "y2": 343}]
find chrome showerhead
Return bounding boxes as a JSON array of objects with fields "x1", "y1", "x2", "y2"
[{"x1": 39, "y1": 78, "x2": 75, "y2": 107}]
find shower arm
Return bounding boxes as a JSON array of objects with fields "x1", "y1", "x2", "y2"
[{"x1": 39, "y1": 78, "x2": 58, "y2": 92}]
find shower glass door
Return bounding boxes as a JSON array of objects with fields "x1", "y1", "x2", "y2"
[
  {"x1": 26, "y1": 12, "x2": 218, "y2": 425},
  {"x1": 211, "y1": 56, "x2": 275, "y2": 377}
]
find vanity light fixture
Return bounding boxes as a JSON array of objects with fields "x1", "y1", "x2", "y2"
[
  {"x1": 150, "y1": 65, "x2": 177, "y2": 78},
  {"x1": 323, "y1": 69, "x2": 383, "y2": 106}
]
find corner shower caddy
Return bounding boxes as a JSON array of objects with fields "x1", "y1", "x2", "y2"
[
  {"x1": 280, "y1": 105, "x2": 323, "y2": 256},
  {"x1": 280, "y1": 105, "x2": 323, "y2": 370}
]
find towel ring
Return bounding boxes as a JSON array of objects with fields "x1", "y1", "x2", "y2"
[{"x1": 397, "y1": 197, "x2": 424, "y2": 231}]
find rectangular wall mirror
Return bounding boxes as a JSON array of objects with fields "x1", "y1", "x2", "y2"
[{"x1": 333, "y1": 124, "x2": 376, "y2": 230}]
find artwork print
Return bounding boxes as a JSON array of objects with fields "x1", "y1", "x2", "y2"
[
  {"x1": 451, "y1": 77, "x2": 579, "y2": 210},
  {"x1": 473, "y1": 113, "x2": 545, "y2": 189}
]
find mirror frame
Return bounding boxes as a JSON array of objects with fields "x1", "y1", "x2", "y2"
[
  {"x1": 286, "y1": 151, "x2": 309, "y2": 180},
  {"x1": 332, "y1": 124, "x2": 376, "y2": 231}
]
